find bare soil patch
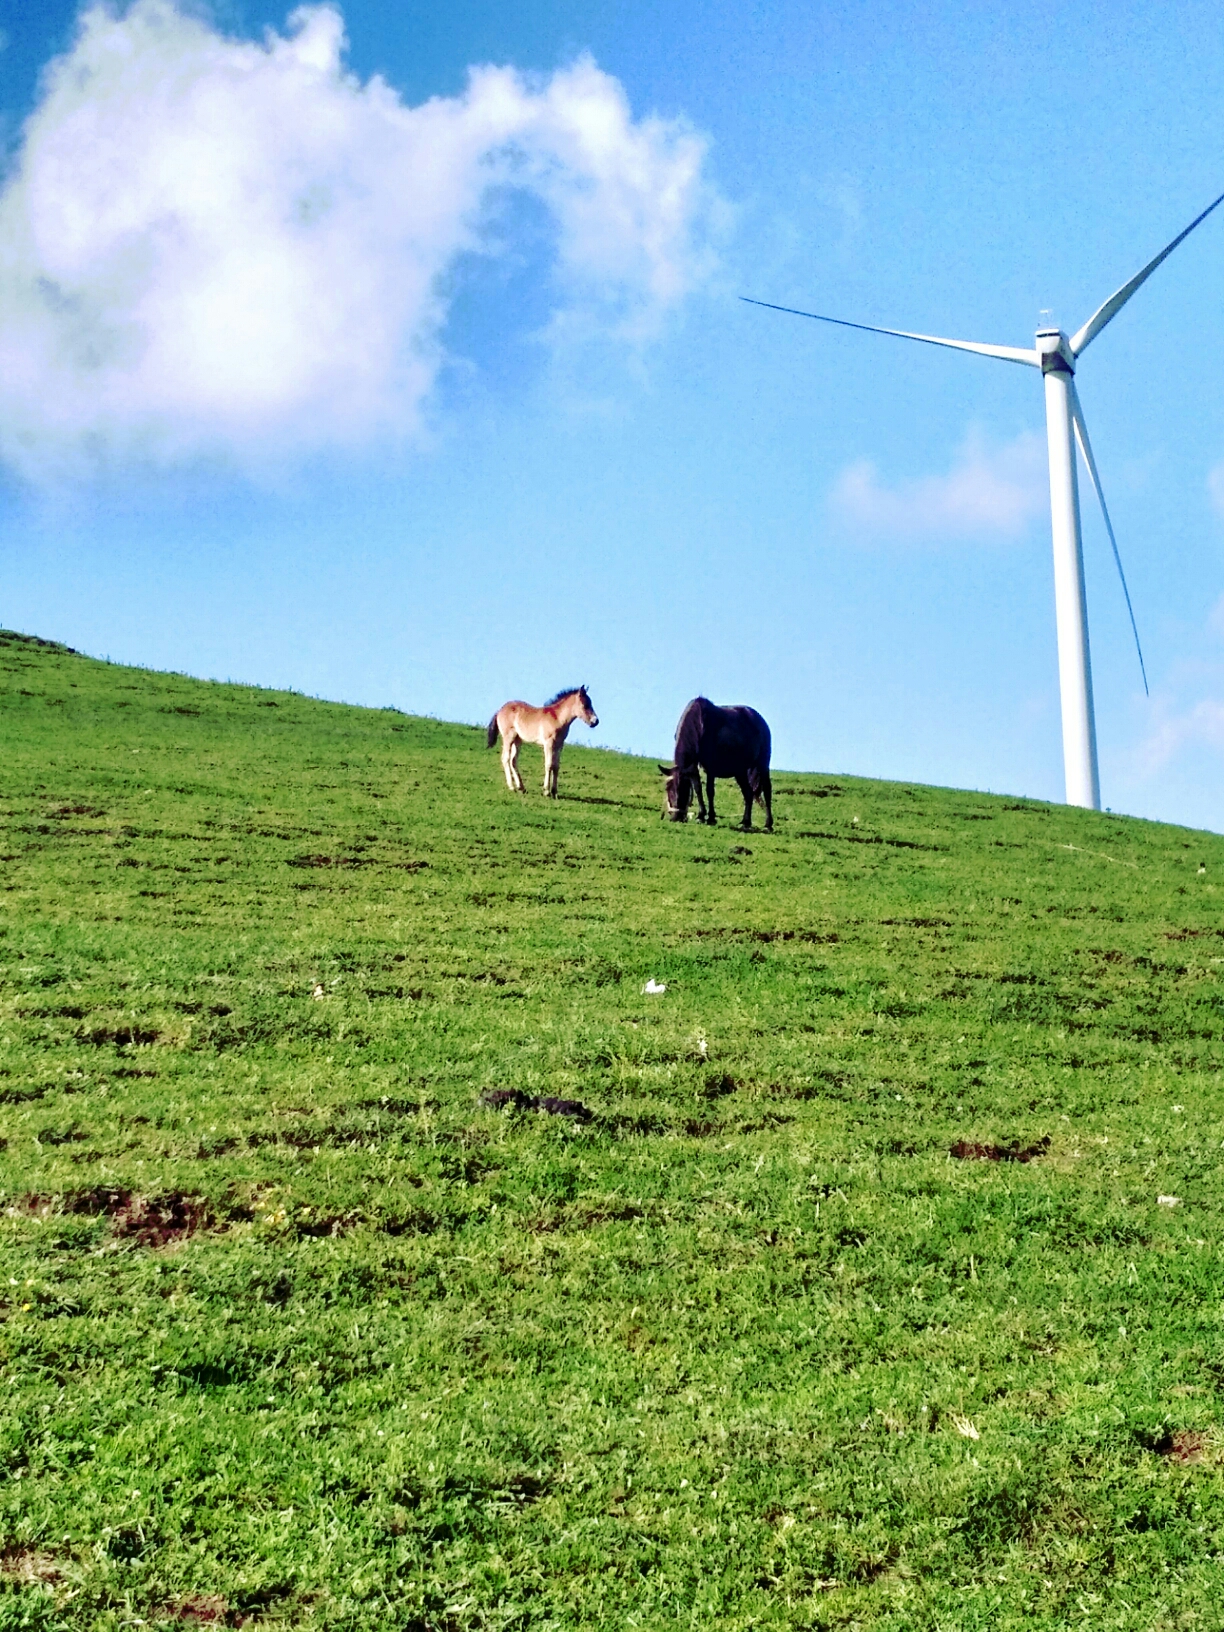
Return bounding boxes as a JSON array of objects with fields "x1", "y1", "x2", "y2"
[
  {"x1": 0, "y1": 1547, "x2": 63, "y2": 1585},
  {"x1": 1161, "y1": 1430, "x2": 1209, "y2": 1465},
  {"x1": 13, "y1": 1188, "x2": 213, "y2": 1247},
  {"x1": 950, "y1": 1136, "x2": 1050, "y2": 1163},
  {"x1": 480, "y1": 1089, "x2": 593, "y2": 1121}
]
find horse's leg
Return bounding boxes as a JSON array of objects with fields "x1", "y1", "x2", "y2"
[
  {"x1": 705, "y1": 771, "x2": 717, "y2": 826},
  {"x1": 692, "y1": 771, "x2": 707, "y2": 823},
  {"x1": 735, "y1": 773, "x2": 753, "y2": 830},
  {"x1": 550, "y1": 743, "x2": 562, "y2": 798},
  {"x1": 760, "y1": 769, "x2": 773, "y2": 832}
]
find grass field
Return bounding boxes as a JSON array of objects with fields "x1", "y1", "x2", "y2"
[{"x1": 2, "y1": 627, "x2": 1224, "y2": 1630}]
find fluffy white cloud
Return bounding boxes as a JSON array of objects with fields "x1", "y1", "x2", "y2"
[
  {"x1": 830, "y1": 428, "x2": 1047, "y2": 541},
  {"x1": 0, "y1": 1, "x2": 717, "y2": 478}
]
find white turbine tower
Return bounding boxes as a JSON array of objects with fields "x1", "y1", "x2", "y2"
[{"x1": 745, "y1": 190, "x2": 1224, "y2": 810}]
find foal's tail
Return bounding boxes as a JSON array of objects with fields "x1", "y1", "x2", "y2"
[{"x1": 486, "y1": 713, "x2": 500, "y2": 748}]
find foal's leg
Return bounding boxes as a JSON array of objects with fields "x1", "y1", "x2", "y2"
[
  {"x1": 542, "y1": 737, "x2": 557, "y2": 797},
  {"x1": 503, "y1": 734, "x2": 524, "y2": 792}
]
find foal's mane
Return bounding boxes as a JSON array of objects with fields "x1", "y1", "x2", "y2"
[{"x1": 544, "y1": 685, "x2": 585, "y2": 707}]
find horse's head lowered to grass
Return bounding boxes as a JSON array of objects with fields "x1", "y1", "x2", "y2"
[{"x1": 659, "y1": 762, "x2": 695, "y2": 821}]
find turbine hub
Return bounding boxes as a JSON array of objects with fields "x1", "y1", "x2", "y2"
[{"x1": 1036, "y1": 327, "x2": 1075, "y2": 375}]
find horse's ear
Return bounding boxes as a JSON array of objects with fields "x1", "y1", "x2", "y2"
[{"x1": 658, "y1": 764, "x2": 674, "y2": 775}]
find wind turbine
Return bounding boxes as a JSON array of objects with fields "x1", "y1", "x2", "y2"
[{"x1": 744, "y1": 190, "x2": 1224, "y2": 810}]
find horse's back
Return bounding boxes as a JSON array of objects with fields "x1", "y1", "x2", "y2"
[
  {"x1": 691, "y1": 700, "x2": 770, "y2": 774},
  {"x1": 496, "y1": 700, "x2": 535, "y2": 732}
]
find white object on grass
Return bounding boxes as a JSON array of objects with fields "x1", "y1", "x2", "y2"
[{"x1": 642, "y1": 978, "x2": 667, "y2": 995}]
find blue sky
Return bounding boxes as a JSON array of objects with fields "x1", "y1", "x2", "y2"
[{"x1": 4, "y1": 0, "x2": 1224, "y2": 829}]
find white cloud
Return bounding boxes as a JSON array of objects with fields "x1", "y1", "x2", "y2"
[
  {"x1": 1133, "y1": 696, "x2": 1224, "y2": 777},
  {"x1": 0, "y1": 1, "x2": 717, "y2": 479},
  {"x1": 1128, "y1": 596, "x2": 1224, "y2": 780},
  {"x1": 830, "y1": 427, "x2": 1047, "y2": 541}
]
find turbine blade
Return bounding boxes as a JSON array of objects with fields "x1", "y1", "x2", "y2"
[
  {"x1": 1068, "y1": 380, "x2": 1149, "y2": 696},
  {"x1": 1069, "y1": 187, "x2": 1224, "y2": 357},
  {"x1": 740, "y1": 298, "x2": 1040, "y2": 367}
]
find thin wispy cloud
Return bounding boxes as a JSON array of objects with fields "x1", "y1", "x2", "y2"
[
  {"x1": 1134, "y1": 696, "x2": 1224, "y2": 777},
  {"x1": 0, "y1": 1, "x2": 719, "y2": 480},
  {"x1": 830, "y1": 428, "x2": 1047, "y2": 541},
  {"x1": 1130, "y1": 593, "x2": 1224, "y2": 778}
]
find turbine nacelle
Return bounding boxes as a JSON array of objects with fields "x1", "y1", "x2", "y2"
[{"x1": 1036, "y1": 328, "x2": 1075, "y2": 375}]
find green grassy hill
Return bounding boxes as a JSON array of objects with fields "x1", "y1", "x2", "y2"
[{"x1": 2, "y1": 627, "x2": 1223, "y2": 1631}]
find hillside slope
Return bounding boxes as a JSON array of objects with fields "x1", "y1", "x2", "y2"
[{"x1": 2, "y1": 628, "x2": 1223, "y2": 1630}]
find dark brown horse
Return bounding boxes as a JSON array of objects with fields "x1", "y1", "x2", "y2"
[{"x1": 660, "y1": 697, "x2": 772, "y2": 830}]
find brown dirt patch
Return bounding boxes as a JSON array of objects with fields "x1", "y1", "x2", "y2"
[
  {"x1": 480, "y1": 1089, "x2": 592, "y2": 1121},
  {"x1": 12, "y1": 1188, "x2": 213, "y2": 1247},
  {"x1": 0, "y1": 1547, "x2": 63, "y2": 1585},
  {"x1": 110, "y1": 1192, "x2": 214, "y2": 1247},
  {"x1": 1162, "y1": 1430, "x2": 1208, "y2": 1465},
  {"x1": 951, "y1": 1136, "x2": 1050, "y2": 1163},
  {"x1": 79, "y1": 1023, "x2": 161, "y2": 1048},
  {"x1": 168, "y1": 1594, "x2": 232, "y2": 1623},
  {"x1": 287, "y1": 854, "x2": 371, "y2": 869}
]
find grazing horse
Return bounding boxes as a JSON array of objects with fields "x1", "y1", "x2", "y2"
[
  {"x1": 487, "y1": 686, "x2": 599, "y2": 797},
  {"x1": 660, "y1": 697, "x2": 773, "y2": 831}
]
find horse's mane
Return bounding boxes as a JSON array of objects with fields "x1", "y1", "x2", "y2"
[
  {"x1": 544, "y1": 685, "x2": 585, "y2": 707},
  {"x1": 674, "y1": 696, "x2": 710, "y2": 761}
]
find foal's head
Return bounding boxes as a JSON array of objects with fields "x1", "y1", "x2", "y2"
[{"x1": 569, "y1": 685, "x2": 598, "y2": 728}]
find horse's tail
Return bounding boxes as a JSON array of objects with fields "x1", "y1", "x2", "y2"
[{"x1": 486, "y1": 713, "x2": 500, "y2": 748}]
